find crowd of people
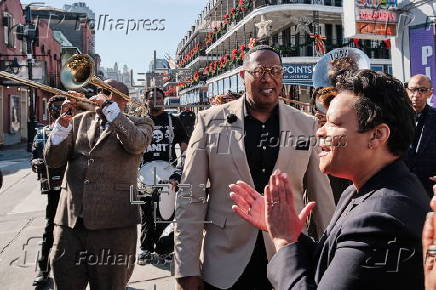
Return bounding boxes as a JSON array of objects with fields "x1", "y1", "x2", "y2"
[{"x1": 28, "y1": 44, "x2": 436, "y2": 290}]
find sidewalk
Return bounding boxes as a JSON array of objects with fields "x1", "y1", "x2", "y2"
[
  {"x1": 127, "y1": 258, "x2": 174, "y2": 290},
  {"x1": 0, "y1": 145, "x2": 175, "y2": 290}
]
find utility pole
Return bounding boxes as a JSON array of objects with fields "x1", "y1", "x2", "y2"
[{"x1": 24, "y1": 2, "x2": 44, "y2": 151}]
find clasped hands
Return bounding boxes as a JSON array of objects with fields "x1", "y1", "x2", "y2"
[
  {"x1": 229, "y1": 169, "x2": 316, "y2": 251},
  {"x1": 58, "y1": 92, "x2": 119, "y2": 128}
]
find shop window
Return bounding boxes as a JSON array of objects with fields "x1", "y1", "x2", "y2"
[
  {"x1": 336, "y1": 25, "x2": 343, "y2": 45},
  {"x1": 3, "y1": 12, "x2": 15, "y2": 48},
  {"x1": 230, "y1": 74, "x2": 238, "y2": 92},
  {"x1": 282, "y1": 27, "x2": 291, "y2": 47},
  {"x1": 208, "y1": 83, "x2": 214, "y2": 98},
  {"x1": 223, "y1": 77, "x2": 230, "y2": 93},
  {"x1": 42, "y1": 99, "x2": 48, "y2": 121},
  {"x1": 237, "y1": 74, "x2": 244, "y2": 93}
]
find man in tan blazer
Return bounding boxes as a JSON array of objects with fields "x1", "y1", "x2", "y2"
[
  {"x1": 175, "y1": 46, "x2": 335, "y2": 290},
  {"x1": 44, "y1": 80, "x2": 153, "y2": 290}
]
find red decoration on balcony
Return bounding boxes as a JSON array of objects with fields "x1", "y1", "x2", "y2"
[
  {"x1": 383, "y1": 39, "x2": 391, "y2": 49},
  {"x1": 310, "y1": 34, "x2": 327, "y2": 56},
  {"x1": 164, "y1": 86, "x2": 177, "y2": 96},
  {"x1": 178, "y1": 43, "x2": 202, "y2": 67},
  {"x1": 231, "y1": 48, "x2": 239, "y2": 61},
  {"x1": 240, "y1": 44, "x2": 246, "y2": 60},
  {"x1": 352, "y1": 38, "x2": 361, "y2": 48},
  {"x1": 224, "y1": 14, "x2": 230, "y2": 24}
]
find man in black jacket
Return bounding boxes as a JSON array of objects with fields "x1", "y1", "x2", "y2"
[
  {"x1": 230, "y1": 70, "x2": 430, "y2": 289},
  {"x1": 404, "y1": 74, "x2": 436, "y2": 197},
  {"x1": 31, "y1": 95, "x2": 66, "y2": 286}
]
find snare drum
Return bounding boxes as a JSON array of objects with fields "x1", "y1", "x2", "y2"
[{"x1": 138, "y1": 160, "x2": 177, "y2": 220}]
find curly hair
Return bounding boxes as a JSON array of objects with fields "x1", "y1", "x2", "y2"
[
  {"x1": 314, "y1": 87, "x2": 337, "y2": 109},
  {"x1": 336, "y1": 70, "x2": 414, "y2": 156},
  {"x1": 328, "y1": 55, "x2": 359, "y2": 85}
]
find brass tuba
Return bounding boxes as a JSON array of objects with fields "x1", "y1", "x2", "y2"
[{"x1": 61, "y1": 54, "x2": 148, "y2": 116}]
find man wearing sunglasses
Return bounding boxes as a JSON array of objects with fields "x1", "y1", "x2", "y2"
[
  {"x1": 175, "y1": 45, "x2": 334, "y2": 290},
  {"x1": 405, "y1": 74, "x2": 436, "y2": 197},
  {"x1": 31, "y1": 95, "x2": 66, "y2": 286}
]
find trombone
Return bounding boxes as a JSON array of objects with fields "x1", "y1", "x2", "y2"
[
  {"x1": 0, "y1": 70, "x2": 97, "y2": 107},
  {"x1": 61, "y1": 54, "x2": 148, "y2": 116},
  {"x1": 0, "y1": 54, "x2": 148, "y2": 116}
]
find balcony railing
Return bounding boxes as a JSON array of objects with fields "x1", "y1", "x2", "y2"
[
  {"x1": 267, "y1": 0, "x2": 342, "y2": 6},
  {"x1": 274, "y1": 37, "x2": 391, "y2": 59},
  {"x1": 203, "y1": 0, "x2": 342, "y2": 51}
]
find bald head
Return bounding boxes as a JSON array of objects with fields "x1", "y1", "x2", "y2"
[
  {"x1": 104, "y1": 79, "x2": 129, "y2": 111},
  {"x1": 409, "y1": 74, "x2": 432, "y2": 88},
  {"x1": 407, "y1": 74, "x2": 433, "y2": 113}
]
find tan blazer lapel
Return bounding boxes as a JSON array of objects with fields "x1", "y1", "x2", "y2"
[
  {"x1": 227, "y1": 97, "x2": 254, "y2": 186},
  {"x1": 273, "y1": 101, "x2": 292, "y2": 172}
]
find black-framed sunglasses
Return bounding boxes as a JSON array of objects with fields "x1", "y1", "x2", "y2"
[
  {"x1": 98, "y1": 88, "x2": 112, "y2": 96},
  {"x1": 247, "y1": 65, "x2": 284, "y2": 80},
  {"x1": 407, "y1": 87, "x2": 432, "y2": 94}
]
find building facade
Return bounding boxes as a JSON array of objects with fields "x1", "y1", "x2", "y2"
[
  {"x1": 175, "y1": 0, "x2": 392, "y2": 110},
  {"x1": 391, "y1": 0, "x2": 435, "y2": 106},
  {"x1": 63, "y1": 2, "x2": 95, "y2": 54},
  {"x1": 0, "y1": 1, "x2": 94, "y2": 146},
  {"x1": 0, "y1": 0, "x2": 28, "y2": 145}
]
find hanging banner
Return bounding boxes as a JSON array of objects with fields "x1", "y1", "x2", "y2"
[
  {"x1": 283, "y1": 64, "x2": 314, "y2": 86},
  {"x1": 409, "y1": 24, "x2": 436, "y2": 107}
]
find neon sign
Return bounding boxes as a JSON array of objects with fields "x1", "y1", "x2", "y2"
[
  {"x1": 358, "y1": 9, "x2": 398, "y2": 23},
  {"x1": 357, "y1": 0, "x2": 399, "y2": 9},
  {"x1": 356, "y1": 22, "x2": 397, "y2": 36}
]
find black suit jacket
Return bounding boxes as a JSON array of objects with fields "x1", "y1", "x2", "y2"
[
  {"x1": 267, "y1": 160, "x2": 430, "y2": 290},
  {"x1": 405, "y1": 105, "x2": 436, "y2": 197}
]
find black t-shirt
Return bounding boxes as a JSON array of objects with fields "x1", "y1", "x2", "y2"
[{"x1": 143, "y1": 111, "x2": 188, "y2": 164}]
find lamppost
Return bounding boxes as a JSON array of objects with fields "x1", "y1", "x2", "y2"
[{"x1": 23, "y1": 2, "x2": 44, "y2": 151}]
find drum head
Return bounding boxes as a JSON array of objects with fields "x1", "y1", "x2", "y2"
[
  {"x1": 138, "y1": 160, "x2": 177, "y2": 187},
  {"x1": 138, "y1": 160, "x2": 177, "y2": 221},
  {"x1": 312, "y1": 48, "x2": 371, "y2": 88},
  {"x1": 159, "y1": 187, "x2": 176, "y2": 221}
]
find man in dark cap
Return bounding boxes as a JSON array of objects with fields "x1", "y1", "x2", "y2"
[{"x1": 44, "y1": 80, "x2": 153, "y2": 289}]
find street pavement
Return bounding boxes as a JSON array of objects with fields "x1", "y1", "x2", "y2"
[{"x1": 0, "y1": 144, "x2": 174, "y2": 290}]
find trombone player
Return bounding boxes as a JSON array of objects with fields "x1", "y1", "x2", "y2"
[{"x1": 44, "y1": 80, "x2": 153, "y2": 290}]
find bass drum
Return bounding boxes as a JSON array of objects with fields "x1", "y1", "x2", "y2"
[
  {"x1": 138, "y1": 160, "x2": 177, "y2": 221},
  {"x1": 312, "y1": 47, "x2": 371, "y2": 88}
]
